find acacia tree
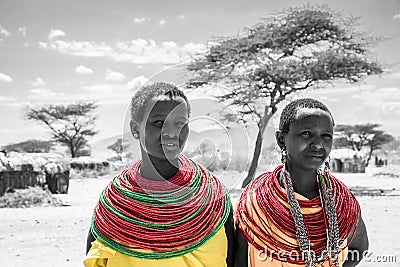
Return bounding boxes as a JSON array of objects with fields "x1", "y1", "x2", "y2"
[
  {"x1": 107, "y1": 138, "x2": 131, "y2": 161},
  {"x1": 334, "y1": 124, "x2": 394, "y2": 166},
  {"x1": 187, "y1": 5, "x2": 383, "y2": 187},
  {"x1": 26, "y1": 102, "x2": 98, "y2": 158}
]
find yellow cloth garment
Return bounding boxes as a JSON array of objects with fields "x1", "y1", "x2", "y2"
[
  {"x1": 245, "y1": 192, "x2": 348, "y2": 267},
  {"x1": 84, "y1": 226, "x2": 228, "y2": 267}
]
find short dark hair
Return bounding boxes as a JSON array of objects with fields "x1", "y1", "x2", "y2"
[
  {"x1": 130, "y1": 82, "x2": 190, "y2": 123},
  {"x1": 279, "y1": 98, "x2": 334, "y2": 133}
]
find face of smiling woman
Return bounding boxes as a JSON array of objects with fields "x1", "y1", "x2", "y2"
[
  {"x1": 137, "y1": 97, "x2": 189, "y2": 161},
  {"x1": 283, "y1": 108, "x2": 334, "y2": 172}
]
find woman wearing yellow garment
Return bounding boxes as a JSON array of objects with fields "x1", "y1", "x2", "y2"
[
  {"x1": 235, "y1": 98, "x2": 368, "y2": 267},
  {"x1": 84, "y1": 82, "x2": 234, "y2": 267}
]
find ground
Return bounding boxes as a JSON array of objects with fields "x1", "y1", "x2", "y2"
[{"x1": 0, "y1": 166, "x2": 399, "y2": 267}]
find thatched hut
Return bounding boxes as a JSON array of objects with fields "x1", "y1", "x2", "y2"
[
  {"x1": 330, "y1": 149, "x2": 366, "y2": 173},
  {"x1": 0, "y1": 152, "x2": 69, "y2": 195}
]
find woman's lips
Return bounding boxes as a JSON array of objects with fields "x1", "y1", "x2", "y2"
[
  {"x1": 161, "y1": 143, "x2": 179, "y2": 150},
  {"x1": 306, "y1": 152, "x2": 325, "y2": 159}
]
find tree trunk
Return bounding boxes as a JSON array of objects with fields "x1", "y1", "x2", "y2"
[
  {"x1": 70, "y1": 147, "x2": 76, "y2": 158},
  {"x1": 241, "y1": 111, "x2": 274, "y2": 188},
  {"x1": 67, "y1": 142, "x2": 76, "y2": 158},
  {"x1": 241, "y1": 128, "x2": 264, "y2": 187},
  {"x1": 366, "y1": 147, "x2": 374, "y2": 167}
]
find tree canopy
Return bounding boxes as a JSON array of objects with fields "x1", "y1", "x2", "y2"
[
  {"x1": 26, "y1": 102, "x2": 98, "y2": 158},
  {"x1": 187, "y1": 5, "x2": 383, "y2": 187},
  {"x1": 107, "y1": 138, "x2": 131, "y2": 162}
]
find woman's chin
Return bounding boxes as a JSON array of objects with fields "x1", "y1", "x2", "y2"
[{"x1": 161, "y1": 150, "x2": 181, "y2": 162}]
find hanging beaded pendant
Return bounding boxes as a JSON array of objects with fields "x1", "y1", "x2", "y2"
[{"x1": 280, "y1": 164, "x2": 340, "y2": 267}]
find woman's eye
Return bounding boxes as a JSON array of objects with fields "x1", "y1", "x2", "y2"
[
  {"x1": 176, "y1": 121, "x2": 187, "y2": 127},
  {"x1": 154, "y1": 120, "x2": 164, "y2": 126},
  {"x1": 323, "y1": 134, "x2": 333, "y2": 140},
  {"x1": 300, "y1": 131, "x2": 311, "y2": 137}
]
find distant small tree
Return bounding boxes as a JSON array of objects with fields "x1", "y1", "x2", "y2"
[
  {"x1": 26, "y1": 102, "x2": 98, "y2": 158},
  {"x1": 187, "y1": 5, "x2": 383, "y2": 187},
  {"x1": 107, "y1": 138, "x2": 130, "y2": 161},
  {"x1": 334, "y1": 123, "x2": 394, "y2": 166},
  {"x1": 2, "y1": 139, "x2": 52, "y2": 153},
  {"x1": 366, "y1": 131, "x2": 394, "y2": 166}
]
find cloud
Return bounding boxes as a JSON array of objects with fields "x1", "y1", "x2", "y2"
[
  {"x1": 29, "y1": 88, "x2": 66, "y2": 100},
  {"x1": 40, "y1": 39, "x2": 112, "y2": 57},
  {"x1": 393, "y1": 13, "x2": 400, "y2": 19},
  {"x1": 48, "y1": 29, "x2": 66, "y2": 40},
  {"x1": 105, "y1": 69, "x2": 125, "y2": 82},
  {"x1": 112, "y1": 39, "x2": 206, "y2": 64},
  {"x1": 75, "y1": 65, "x2": 94, "y2": 74},
  {"x1": 159, "y1": 20, "x2": 166, "y2": 26},
  {"x1": 352, "y1": 87, "x2": 400, "y2": 102},
  {"x1": 0, "y1": 25, "x2": 10, "y2": 37},
  {"x1": 81, "y1": 83, "x2": 125, "y2": 94},
  {"x1": 39, "y1": 37, "x2": 207, "y2": 64},
  {"x1": 0, "y1": 96, "x2": 16, "y2": 103},
  {"x1": 133, "y1": 17, "x2": 151, "y2": 23},
  {"x1": 383, "y1": 71, "x2": 400, "y2": 79},
  {"x1": 32, "y1": 77, "x2": 45, "y2": 87},
  {"x1": 18, "y1": 27, "x2": 27, "y2": 36},
  {"x1": 0, "y1": 72, "x2": 13, "y2": 82},
  {"x1": 126, "y1": 75, "x2": 148, "y2": 92},
  {"x1": 350, "y1": 87, "x2": 400, "y2": 120},
  {"x1": 73, "y1": 82, "x2": 136, "y2": 105},
  {"x1": 177, "y1": 15, "x2": 185, "y2": 20},
  {"x1": 305, "y1": 84, "x2": 376, "y2": 96}
]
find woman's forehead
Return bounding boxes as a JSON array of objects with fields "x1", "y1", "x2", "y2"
[
  {"x1": 290, "y1": 107, "x2": 334, "y2": 127},
  {"x1": 144, "y1": 97, "x2": 188, "y2": 117},
  {"x1": 295, "y1": 107, "x2": 331, "y2": 120}
]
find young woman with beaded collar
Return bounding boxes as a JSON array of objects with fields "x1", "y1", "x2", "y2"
[
  {"x1": 235, "y1": 98, "x2": 368, "y2": 267},
  {"x1": 84, "y1": 82, "x2": 234, "y2": 267}
]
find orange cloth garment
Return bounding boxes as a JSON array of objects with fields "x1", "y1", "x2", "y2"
[
  {"x1": 245, "y1": 191, "x2": 348, "y2": 267},
  {"x1": 235, "y1": 165, "x2": 359, "y2": 267}
]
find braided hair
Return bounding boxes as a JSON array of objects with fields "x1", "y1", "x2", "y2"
[
  {"x1": 279, "y1": 98, "x2": 334, "y2": 133},
  {"x1": 130, "y1": 82, "x2": 190, "y2": 123}
]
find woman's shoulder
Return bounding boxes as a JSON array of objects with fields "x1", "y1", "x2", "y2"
[
  {"x1": 247, "y1": 164, "x2": 283, "y2": 188},
  {"x1": 329, "y1": 173, "x2": 353, "y2": 192}
]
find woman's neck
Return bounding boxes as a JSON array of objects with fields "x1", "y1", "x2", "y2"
[
  {"x1": 285, "y1": 162, "x2": 319, "y2": 199},
  {"x1": 140, "y1": 153, "x2": 179, "y2": 181}
]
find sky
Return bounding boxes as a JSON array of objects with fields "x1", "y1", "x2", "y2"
[{"x1": 0, "y1": 0, "x2": 400, "y2": 147}]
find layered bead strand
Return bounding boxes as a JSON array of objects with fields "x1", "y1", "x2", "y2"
[
  {"x1": 236, "y1": 164, "x2": 360, "y2": 265},
  {"x1": 91, "y1": 155, "x2": 231, "y2": 259}
]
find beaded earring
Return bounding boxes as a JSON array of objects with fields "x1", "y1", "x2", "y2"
[
  {"x1": 133, "y1": 133, "x2": 139, "y2": 139},
  {"x1": 318, "y1": 154, "x2": 340, "y2": 267},
  {"x1": 281, "y1": 148, "x2": 287, "y2": 164},
  {"x1": 324, "y1": 156, "x2": 331, "y2": 176}
]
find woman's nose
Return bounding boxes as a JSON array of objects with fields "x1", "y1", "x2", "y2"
[
  {"x1": 311, "y1": 137, "x2": 323, "y2": 149},
  {"x1": 162, "y1": 131, "x2": 177, "y2": 138},
  {"x1": 162, "y1": 125, "x2": 178, "y2": 138}
]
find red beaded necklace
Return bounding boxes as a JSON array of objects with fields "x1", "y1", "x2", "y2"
[
  {"x1": 236, "y1": 164, "x2": 360, "y2": 265},
  {"x1": 91, "y1": 155, "x2": 231, "y2": 259}
]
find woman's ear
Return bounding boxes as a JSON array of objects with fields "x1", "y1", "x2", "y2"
[
  {"x1": 275, "y1": 130, "x2": 286, "y2": 150},
  {"x1": 130, "y1": 120, "x2": 139, "y2": 139}
]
